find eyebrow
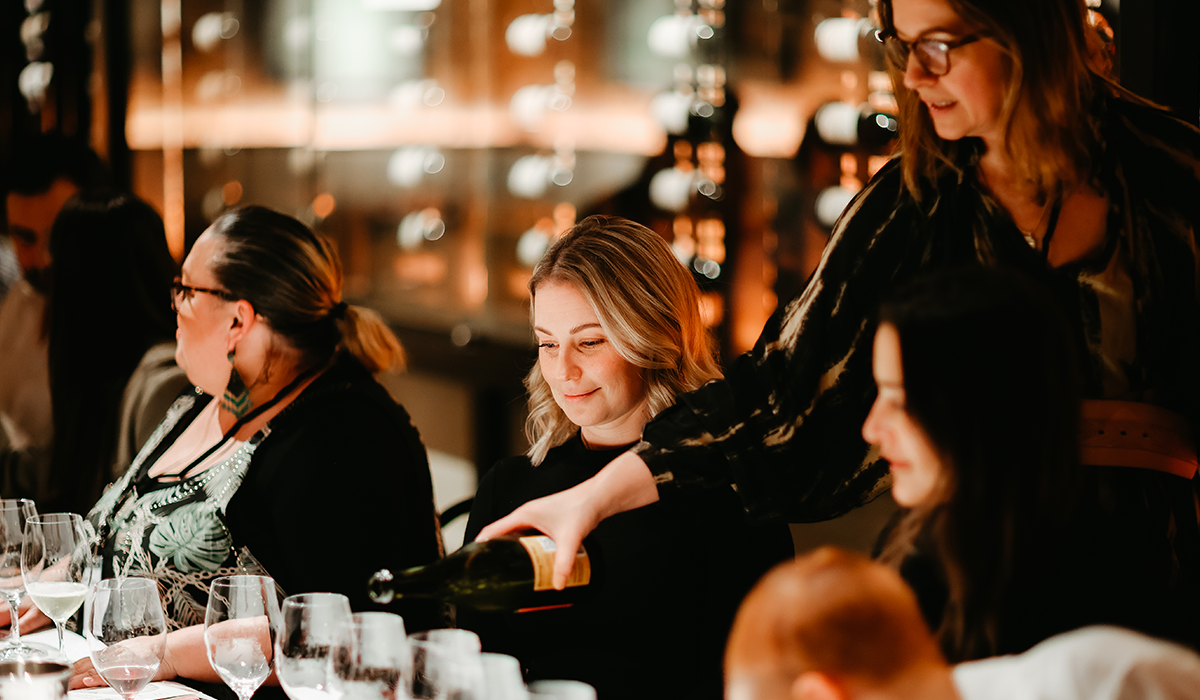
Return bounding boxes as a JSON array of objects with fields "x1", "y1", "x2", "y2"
[
  {"x1": 894, "y1": 25, "x2": 963, "y2": 42},
  {"x1": 533, "y1": 322, "x2": 603, "y2": 335}
]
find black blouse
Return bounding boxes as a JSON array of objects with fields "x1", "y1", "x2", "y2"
[{"x1": 463, "y1": 434, "x2": 794, "y2": 700}]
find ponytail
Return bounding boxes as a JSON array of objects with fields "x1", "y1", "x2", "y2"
[{"x1": 337, "y1": 305, "x2": 406, "y2": 375}]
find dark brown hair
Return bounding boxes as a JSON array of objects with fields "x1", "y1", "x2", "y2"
[
  {"x1": 877, "y1": 0, "x2": 1111, "y2": 199},
  {"x1": 207, "y1": 206, "x2": 404, "y2": 375},
  {"x1": 876, "y1": 267, "x2": 1082, "y2": 660}
]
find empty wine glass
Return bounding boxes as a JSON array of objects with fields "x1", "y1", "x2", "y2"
[
  {"x1": 21, "y1": 513, "x2": 89, "y2": 658},
  {"x1": 276, "y1": 592, "x2": 351, "y2": 700},
  {"x1": 205, "y1": 575, "x2": 281, "y2": 700},
  {"x1": 478, "y1": 653, "x2": 527, "y2": 700},
  {"x1": 333, "y1": 613, "x2": 407, "y2": 700},
  {"x1": 87, "y1": 577, "x2": 167, "y2": 700},
  {"x1": 526, "y1": 681, "x2": 596, "y2": 700},
  {"x1": 0, "y1": 499, "x2": 49, "y2": 660},
  {"x1": 407, "y1": 629, "x2": 483, "y2": 700}
]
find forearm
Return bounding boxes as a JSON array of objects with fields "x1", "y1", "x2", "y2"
[
  {"x1": 162, "y1": 624, "x2": 278, "y2": 686},
  {"x1": 584, "y1": 451, "x2": 658, "y2": 520}
]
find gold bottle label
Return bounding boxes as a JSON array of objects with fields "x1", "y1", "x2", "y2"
[{"x1": 518, "y1": 535, "x2": 591, "y2": 591}]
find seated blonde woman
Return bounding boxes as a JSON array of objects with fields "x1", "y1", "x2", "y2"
[{"x1": 462, "y1": 216, "x2": 794, "y2": 700}]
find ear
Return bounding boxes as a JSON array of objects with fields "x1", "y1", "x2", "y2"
[
  {"x1": 226, "y1": 299, "x2": 258, "y2": 350},
  {"x1": 792, "y1": 672, "x2": 846, "y2": 700}
]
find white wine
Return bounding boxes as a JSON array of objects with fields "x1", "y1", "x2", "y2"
[
  {"x1": 97, "y1": 664, "x2": 158, "y2": 697},
  {"x1": 26, "y1": 581, "x2": 88, "y2": 621},
  {"x1": 368, "y1": 534, "x2": 596, "y2": 613}
]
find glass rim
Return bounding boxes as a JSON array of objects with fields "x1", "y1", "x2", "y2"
[
  {"x1": 26, "y1": 512, "x2": 82, "y2": 524},
  {"x1": 93, "y1": 576, "x2": 158, "y2": 591},
  {"x1": 281, "y1": 591, "x2": 350, "y2": 608},
  {"x1": 210, "y1": 574, "x2": 275, "y2": 589}
]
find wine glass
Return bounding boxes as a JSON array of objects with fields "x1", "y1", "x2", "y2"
[
  {"x1": 87, "y1": 577, "x2": 167, "y2": 700},
  {"x1": 205, "y1": 575, "x2": 281, "y2": 700},
  {"x1": 21, "y1": 513, "x2": 89, "y2": 658},
  {"x1": 333, "y1": 613, "x2": 407, "y2": 700},
  {"x1": 526, "y1": 681, "x2": 596, "y2": 700},
  {"x1": 0, "y1": 499, "x2": 48, "y2": 660},
  {"x1": 478, "y1": 653, "x2": 527, "y2": 700},
  {"x1": 276, "y1": 593, "x2": 351, "y2": 700},
  {"x1": 406, "y1": 629, "x2": 483, "y2": 700}
]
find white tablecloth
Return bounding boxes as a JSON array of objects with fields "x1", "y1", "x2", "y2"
[{"x1": 20, "y1": 629, "x2": 217, "y2": 700}]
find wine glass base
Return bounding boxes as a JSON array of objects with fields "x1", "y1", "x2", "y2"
[{"x1": 0, "y1": 640, "x2": 61, "y2": 662}]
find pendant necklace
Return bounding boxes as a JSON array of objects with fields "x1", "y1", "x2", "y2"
[{"x1": 1018, "y1": 199, "x2": 1051, "y2": 249}]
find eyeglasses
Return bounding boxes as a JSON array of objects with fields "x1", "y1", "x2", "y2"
[
  {"x1": 877, "y1": 29, "x2": 981, "y2": 77},
  {"x1": 171, "y1": 277, "x2": 238, "y2": 312}
]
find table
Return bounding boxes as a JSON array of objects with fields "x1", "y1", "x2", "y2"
[{"x1": 20, "y1": 629, "x2": 217, "y2": 700}]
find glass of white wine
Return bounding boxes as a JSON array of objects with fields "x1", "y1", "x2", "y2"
[
  {"x1": 333, "y1": 612, "x2": 408, "y2": 700},
  {"x1": 205, "y1": 575, "x2": 281, "y2": 700},
  {"x1": 21, "y1": 513, "x2": 89, "y2": 658},
  {"x1": 87, "y1": 577, "x2": 167, "y2": 700}
]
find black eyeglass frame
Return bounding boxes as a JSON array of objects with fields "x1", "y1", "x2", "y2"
[
  {"x1": 875, "y1": 28, "x2": 982, "y2": 77},
  {"x1": 171, "y1": 277, "x2": 239, "y2": 311}
]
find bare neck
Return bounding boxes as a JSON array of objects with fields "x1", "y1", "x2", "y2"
[{"x1": 856, "y1": 663, "x2": 961, "y2": 700}]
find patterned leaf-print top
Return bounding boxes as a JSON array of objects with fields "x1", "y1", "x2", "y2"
[
  {"x1": 88, "y1": 389, "x2": 275, "y2": 630},
  {"x1": 636, "y1": 93, "x2": 1200, "y2": 524}
]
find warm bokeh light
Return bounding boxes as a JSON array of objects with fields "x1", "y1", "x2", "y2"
[
  {"x1": 222, "y1": 181, "x2": 243, "y2": 206},
  {"x1": 312, "y1": 192, "x2": 336, "y2": 218},
  {"x1": 699, "y1": 292, "x2": 724, "y2": 328}
]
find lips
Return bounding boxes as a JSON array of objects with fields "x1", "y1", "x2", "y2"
[
  {"x1": 924, "y1": 99, "x2": 956, "y2": 115},
  {"x1": 562, "y1": 388, "x2": 599, "y2": 400}
]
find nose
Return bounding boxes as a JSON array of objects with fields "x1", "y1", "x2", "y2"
[
  {"x1": 902, "y1": 51, "x2": 936, "y2": 90},
  {"x1": 862, "y1": 395, "x2": 885, "y2": 445},
  {"x1": 550, "y1": 348, "x2": 582, "y2": 383}
]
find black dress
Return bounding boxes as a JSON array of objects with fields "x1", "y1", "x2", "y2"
[
  {"x1": 462, "y1": 434, "x2": 794, "y2": 700},
  {"x1": 89, "y1": 353, "x2": 444, "y2": 631}
]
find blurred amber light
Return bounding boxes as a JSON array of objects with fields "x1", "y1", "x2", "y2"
[
  {"x1": 222, "y1": 181, "x2": 243, "y2": 206},
  {"x1": 312, "y1": 193, "x2": 336, "y2": 219}
]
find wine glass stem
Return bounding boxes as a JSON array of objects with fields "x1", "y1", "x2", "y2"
[
  {"x1": 6, "y1": 595, "x2": 20, "y2": 644},
  {"x1": 55, "y1": 621, "x2": 64, "y2": 654}
]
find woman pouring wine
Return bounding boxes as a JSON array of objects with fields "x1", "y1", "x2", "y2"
[{"x1": 460, "y1": 216, "x2": 794, "y2": 700}]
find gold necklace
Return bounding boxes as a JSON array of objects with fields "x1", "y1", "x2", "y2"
[{"x1": 1017, "y1": 198, "x2": 1051, "y2": 248}]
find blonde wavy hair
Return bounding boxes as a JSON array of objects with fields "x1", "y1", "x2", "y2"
[
  {"x1": 524, "y1": 216, "x2": 722, "y2": 465},
  {"x1": 877, "y1": 0, "x2": 1122, "y2": 200}
]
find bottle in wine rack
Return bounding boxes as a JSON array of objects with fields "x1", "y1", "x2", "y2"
[{"x1": 368, "y1": 534, "x2": 595, "y2": 613}]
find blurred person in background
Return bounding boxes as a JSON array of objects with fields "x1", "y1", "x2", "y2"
[
  {"x1": 0, "y1": 135, "x2": 106, "y2": 502},
  {"x1": 479, "y1": 0, "x2": 1200, "y2": 635},
  {"x1": 463, "y1": 216, "x2": 794, "y2": 700},
  {"x1": 725, "y1": 548, "x2": 1200, "y2": 700},
  {"x1": 45, "y1": 191, "x2": 187, "y2": 514}
]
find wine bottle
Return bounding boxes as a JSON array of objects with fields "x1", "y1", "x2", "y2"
[{"x1": 368, "y1": 534, "x2": 595, "y2": 613}]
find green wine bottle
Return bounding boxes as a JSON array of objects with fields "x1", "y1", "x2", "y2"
[{"x1": 367, "y1": 534, "x2": 595, "y2": 613}]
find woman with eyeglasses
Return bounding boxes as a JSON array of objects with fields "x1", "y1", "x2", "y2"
[
  {"x1": 480, "y1": 0, "x2": 1200, "y2": 655},
  {"x1": 70, "y1": 205, "x2": 442, "y2": 694}
]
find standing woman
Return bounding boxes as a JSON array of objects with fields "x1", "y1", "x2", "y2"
[
  {"x1": 46, "y1": 191, "x2": 182, "y2": 514},
  {"x1": 480, "y1": 0, "x2": 1200, "y2": 635},
  {"x1": 463, "y1": 216, "x2": 794, "y2": 699}
]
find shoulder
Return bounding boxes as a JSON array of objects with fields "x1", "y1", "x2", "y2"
[
  {"x1": 1104, "y1": 95, "x2": 1200, "y2": 169},
  {"x1": 953, "y1": 626, "x2": 1200, "y2": 699}
]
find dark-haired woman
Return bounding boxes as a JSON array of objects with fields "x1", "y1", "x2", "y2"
[
  {"x1": 479, "y1": 0, "x2": 1200, "y2": 656},
  {"x1": 46, "y1": 191, "x2": 186, "y2": 514},
  {"x1": 865, "y1": 268, "x2": 1199, "y2": 660},
  {"x1": 79, "y1": 205, "x2": 442, "y2": 629}
]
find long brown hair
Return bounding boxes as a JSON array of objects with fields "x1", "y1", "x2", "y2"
[
  {"x1": 208, "y1": 206, "x2": 405, "y2": 375},
  {"x1": 877, "y1": 0, "x2": 1111, "y2": 199},
  {"x1": 524, "y1": 216, "x2": 722, "y2": 465}
]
